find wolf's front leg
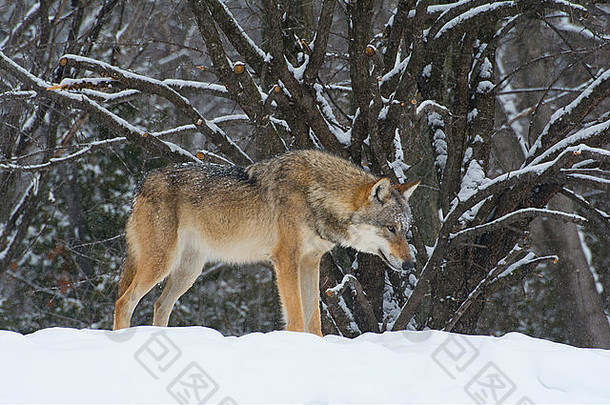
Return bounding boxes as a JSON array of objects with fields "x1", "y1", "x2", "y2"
[
  {"x1": 272, "y1": 242, "x2": 305, "y2": 332},
  {"x1": 299, "y1": 252, "x2": 323, "y2": 336}
]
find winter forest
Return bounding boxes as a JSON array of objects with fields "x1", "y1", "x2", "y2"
[{"x1": 0, "y1": 0, "x2": 609, "y2": 350}]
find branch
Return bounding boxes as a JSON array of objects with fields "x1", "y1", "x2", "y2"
[
  {"x1": 527, "y1": 117, "x2": 610, "y2": 167},
  {"x1": 203, "y1": 0, "x2": 268, "y2": 75},
  {"x1": 57, "y1": 53, "x2": 253, "y2": 164},
  {"x1": 347, "y1": 0, "x2": 375, "y2": 160},
  {"x1": 0, "y1": 90, "x2": 37, "y2": 101},
  {"x1": 325, "y1": 274, "x2": 379, "y2": 332},
  {"x1": 0, "y1": 50, "x2": 197, "y2": 164},
  {"x1": 450, "y1": 208, "x2": 587, "y2": 246},
  {"x1": 527, "y1": 69, "x2": 610, "y2": 164},
  {"x1": 163, "y1": 79, "x2": 230, "y2": 98},
  {"x1": 427, "y1": 0, "x2": 492, "y2": 41},
  {"x1": 430, "y1": 0, "x2": 586, "y2": 46},
  {"x1": 0, "y1": 3, "x2": 40, "y2": 49},
  {"x1": 392, "y1": 144, "x2": 600, "y2": 331},
  {"x1": 189, "y1": 0, "x2": 284, "y2": 156},
  {"x1": 564, "y1": 173, "x2": 610, "y2": 192},
  {"x1": 303, "y1": 0, "x2": 335, "y2": 84},
  {"x1": 259, "y1": 0, "x2": 345, "y2": 153},
  {"x1": 560, "y1": 188, "x2": 610, "y2": 233},
  {"x1": 0, "y1": 137, "x2": 126, "y2": 172},
  {"x1": 382, "y1": 0, "x2": 415, "y2": 76},
  {"x1": 444, "y1": 248, "x2": 557, "y2": 332}
]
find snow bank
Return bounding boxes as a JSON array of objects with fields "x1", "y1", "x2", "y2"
[{"x1": 1, "y1": 327, "x2": 609, "y2": 404}]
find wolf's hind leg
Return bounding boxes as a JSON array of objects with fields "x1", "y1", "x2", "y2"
[
  {"x1": 114, "y1": 254, "x2": 172, "y2": 330},
  {"x1": 153, "y1": 250, "x2": 205, "y2": 327}
]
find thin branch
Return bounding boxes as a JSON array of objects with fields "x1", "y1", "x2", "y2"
[
  {"x1": 450, "y1": 208, "x2": 587, "y2": 246},
  {"x1": 444, "y1": 249, "x2": 557, "y2": 332},
  {"x1": 564, "y1": 173, "x2": 610, "y2": 192},
  {"x1": 0, "y1": 137, "x2": 126, "y2": 172},
  {"x1": 0, "y1": 50, "x2": 196, "y2": 164},
  {"x1": 57, "y1": 53, "x2": 252, "y2": 164},
  {"x1": 527, "y1": 69, "x2": 610, "y2": 164},
  {"x1": 560, "y1": 188, "x2": 610, "y2": 233}
]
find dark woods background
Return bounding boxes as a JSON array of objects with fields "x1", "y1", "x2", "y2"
[{"x1": 1, "y1": 0, "x2": 609, "y2": 349}]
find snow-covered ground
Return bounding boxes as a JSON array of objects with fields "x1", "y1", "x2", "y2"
[{"x1": 1, "y1": 326, "x2": 609, "y2": 404}]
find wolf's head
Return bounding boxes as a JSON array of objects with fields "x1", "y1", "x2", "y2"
[{"x1": 346, "y1": 178, "x2": 420, "y2": 272}]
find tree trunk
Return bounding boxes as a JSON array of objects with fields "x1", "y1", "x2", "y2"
[{"x1": 531, "y1": 195, "x2": 610, "y2": 349}]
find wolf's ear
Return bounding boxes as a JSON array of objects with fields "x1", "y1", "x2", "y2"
[
  {"x1": 396, "y1": 180, "x2": 420, "y2": 200},
  {"x1": 369, "y1": 178, "x2": 391, "y2": 203}
]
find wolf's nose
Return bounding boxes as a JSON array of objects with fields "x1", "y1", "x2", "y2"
[{"x1": 402, "y1": 261, "x2": 415, "y2": 271}]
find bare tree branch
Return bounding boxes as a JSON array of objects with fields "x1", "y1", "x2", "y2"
[
  {"x1": 203, "y1": 0, "x2": 268, "y2": 75},
  {"x1": 57, "y1": 54, "x2": 253, "y2": 164},
  {"x1": 444, "y1": 247, "x2": 557, "y2": 332},
  {"x1": 450, "y1": 208, "x2": 587, "y2": 246},
  {"x1": 527, "y1": 69, "x2": 610, "y2": 163},
  {"x1": 0, "y1": 50, "x2": 197, "y2": 164}
]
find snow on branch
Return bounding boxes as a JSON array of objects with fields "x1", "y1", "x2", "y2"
[
  {"x1": 563, "y1": 173, "x2": 610, "y2": 191},
  {"x1": 202, "y1": 0, "x2": 269, "y2": 74},
  {"x1": 0, "y1": 90, "x2": 37, "y2": 101},
  {"x1": 0, "y1": 137, "x2": 126, "y2": 172},
  {"x1": 162, "y1": 79, "x2": 229, "y2": 98},
  {"x1": 450, "y1": 208, "x2": 587, "y2": 246},
  {"x1": 432, "y1": 1, "x2": 517, "y2": 41},
  {"x1": 527, "y1": 69, "x2": 610, "y2": 164},
  {"x1": 560, "y1": 188, "x2": 610, "y2": 232},
  {"x1": 57, "y1": 53, "x2": 252, "y2": 165},
  {"x1": 0, "y1": 50, "x2": 198, "y2": 164},
  {"x1": 429, "y1": 0, "x2": 588, "y2": 54},
  {"x1": 325, "y1": 274, "x2": 378, "y2": 332},
  {"x1": 443, "y1": 247, "x2": 557, "y2": 332},
  {"x1": 392, "y1": 144, "x2": 602, "y2": 331}
]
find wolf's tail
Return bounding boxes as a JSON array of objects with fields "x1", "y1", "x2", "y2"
[{"x1": 117, "y1": 255, "x2": 136, "y2": 298}]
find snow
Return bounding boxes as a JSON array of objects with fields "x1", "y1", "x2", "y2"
[
  {"x1": 163, "y1": 79, "x2": 228, "y2": 95},
  {"x1": 458, "y1": 160, "x2": 487, "y2": 202},
  {"x1": 388, "y1": 128, "x2": 410, "y2": 182},
  {"x1": 577, "y1": 227, "x2": 603, "y2": 294},
  {"x1": 425, "y1": 110, "x2": 448, "y2": 172},
  {"x1": 380, "y1": 55, "x2": 410, "y2": 86},
  {"x1": 1, "y1": 327, "x2": 609, "y2": 403},
  {"x1": 313, "y1": 83, "x2": 350, "y2": 146},
  {"x1": 476, "y1": 80, "x2": 493, "y2": 94},
  {"x1": 422, "y1": 63, "x2": 432, "y2": 78},
  {"x1": 433, "y1": 2, "x2": 516, "y2": 40}
]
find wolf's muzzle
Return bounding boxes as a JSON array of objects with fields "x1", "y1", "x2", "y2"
[{"x1": 402, "y1": 261, "x2": 415, "y2": 271}]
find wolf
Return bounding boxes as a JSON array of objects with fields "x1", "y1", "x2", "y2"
[{"x1": 113, "y1": 149, "x2": 419, "y2": 336}]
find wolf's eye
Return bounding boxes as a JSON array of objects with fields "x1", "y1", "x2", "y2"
[{"x1": 387, "y1": 225, "x2": 396, "y2": 234}]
